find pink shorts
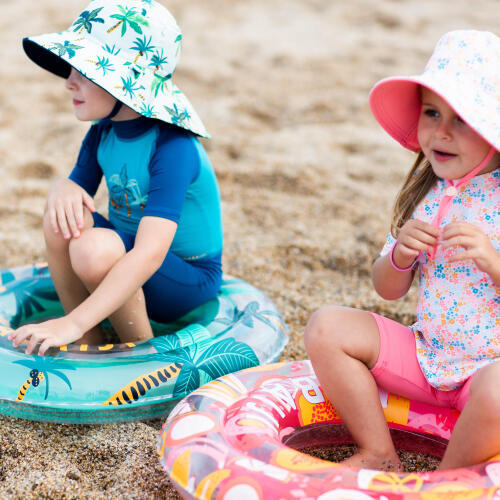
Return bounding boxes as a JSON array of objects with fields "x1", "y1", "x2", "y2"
[{"x1": 368, "y1": 312, "x2": 473, "y2": 411}]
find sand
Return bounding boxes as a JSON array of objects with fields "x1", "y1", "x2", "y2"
[{"x1": 0, "y1": 0, "x2": 497, "y2": 497}]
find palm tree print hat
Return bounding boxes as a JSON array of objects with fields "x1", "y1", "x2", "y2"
[
  {"x1": 23, "y1": 0, "x2": 209, "y2": 138},
  {"x1": 369, "y1": 30, "x2": 500, "y2": 152}
]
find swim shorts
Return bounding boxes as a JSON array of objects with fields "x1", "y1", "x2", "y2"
[
  {"x1": 368, "y1": 312, "x2": 474, "y2": 411},
  {"x1": 92, "y1": 212, "x2": 222, "y2": 325}
]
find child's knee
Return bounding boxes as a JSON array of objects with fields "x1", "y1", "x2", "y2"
[
  {"x1": 304, "y1": 306, "x2": 348, "y2": 355},
  {"x1": 43, "y1": 207, "x2": 94, "y2": 249},
  {"x1": 69, "y1": 230, "x2": 123, "y2": 282}
]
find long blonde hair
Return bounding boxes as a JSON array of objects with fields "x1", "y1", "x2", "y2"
[{"x1": 390, "y1": 152, "x2": 438, "y2": 238}]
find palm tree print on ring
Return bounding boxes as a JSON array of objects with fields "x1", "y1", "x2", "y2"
[
  {"x1": 16, "y1": 369, "x2": 45, "y2": 401},
  {"x1": 215, "y1": 301, "x2": 284, "y2": 333},
  {"x1": 102, "y1": 300, "x2": 283, "y2": 405},
  {"x1": 107, "y1": 338, "x2": 259, "y2": 404},
  {"x1": 157, "y1": 338, "x2": 259, "y2": 398},
  {"x1": 0, "y1": 269, "x2": 59, "y2": 329},
  {"x1": 14, "y1": 357, "x2": 75, "y2": 401}
]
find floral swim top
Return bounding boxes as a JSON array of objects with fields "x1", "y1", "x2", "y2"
[{"x1": 382, "y1": 168, "x2": 500, "y2": 390}]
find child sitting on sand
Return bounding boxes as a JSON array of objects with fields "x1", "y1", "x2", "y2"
[
  {"x1": 10, "y1": 0, "x2": 223, "y2": 355},
  {"x1": 305, "y1": 30, "x2": 500, "y2": 471}
]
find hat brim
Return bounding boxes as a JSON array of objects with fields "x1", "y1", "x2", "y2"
[
  {"x1": 369, "y1": 77, "x2": 422, "y2": 152},
  {"x1": 23, "y1": 38, "x2": 71, "y2": 79},
  {"x1": 23, "y1": 33, "x2": 210, "y2": 138},
  {"x1": 369, "y1": 75, "x2": 500, "y2": 152}
]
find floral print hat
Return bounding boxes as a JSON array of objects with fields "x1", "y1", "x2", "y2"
[
  {"x1": 23, "y1": 0, "x2": 209, "y2": 138},
  {"x1": 369, "y1": 30, "x2": 500, "y2": 153}
]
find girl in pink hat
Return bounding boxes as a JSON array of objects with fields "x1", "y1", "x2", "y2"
[{"x1": 305, "y1": 30, "x2": 500, "y2": 471}]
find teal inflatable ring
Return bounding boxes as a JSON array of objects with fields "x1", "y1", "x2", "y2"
[{"x1": 0, "y1": 264, "x2": 288, "y2": 424}]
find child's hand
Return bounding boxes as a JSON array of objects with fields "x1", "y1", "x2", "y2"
[
  {"x1": 8, "y1": 316, "x2": 84, "y2": 356},
  {"x1": 46, "y1": 178, "x2": 95, "y2": 239},
  {"x1": 394, "y1": 219, "x2": 439, "y2": 268},
  {"x1": 441, "y1": 222, "x2": 500, "y2": 282}
]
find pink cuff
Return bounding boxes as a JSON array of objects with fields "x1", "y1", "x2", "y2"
[{"x1": 390, "y1": 242, "x2": 417, "y2": 272}]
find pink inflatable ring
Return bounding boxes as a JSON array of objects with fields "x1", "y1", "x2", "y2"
[{"x1": 157, "y1": 360, "x2": 500, "y2": 499}]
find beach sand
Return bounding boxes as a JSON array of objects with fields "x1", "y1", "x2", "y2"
[{"x1": 0, "y1": 0, "x2": 497, "y2": 497}]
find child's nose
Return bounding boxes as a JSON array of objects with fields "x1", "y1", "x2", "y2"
[
  {"x1": 65, "y1": 68, "x2": 79, "y2": 90},
  {"x1": 435, "y1": 120, "x2": 452, "y2": 139}
]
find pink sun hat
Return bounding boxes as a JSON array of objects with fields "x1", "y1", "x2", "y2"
[{"x1": 369, "y1": 30, "x2": 500, "y2": 152}]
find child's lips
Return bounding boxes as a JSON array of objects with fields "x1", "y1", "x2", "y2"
[
  {"x1": 73, "y1": 99, "x2": 84, "y2": 106},
  {"x1": 433, "y1": 149, "x2": 457, "y2": 162}
]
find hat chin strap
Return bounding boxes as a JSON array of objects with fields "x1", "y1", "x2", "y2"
[
  {"x1": 428, "y1": 145, "x2": 496, "y2": 257},
  {"x1": 107, "y1": 100, "x2": 123, "y2": 120}
]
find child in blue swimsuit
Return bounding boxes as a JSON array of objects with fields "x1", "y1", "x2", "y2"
[{"x1": 9, "y1": 0, "x2": 223, "y2": 355}]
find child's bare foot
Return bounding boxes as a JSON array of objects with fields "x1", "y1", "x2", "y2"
[{"x1": 343, "y1": 450, "x2": 403, "y2": 472}]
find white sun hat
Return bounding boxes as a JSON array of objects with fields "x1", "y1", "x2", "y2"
[
  {"x1": 23, "y1": 0, "x2": 210, "y2": 138},
  {"x1": 369, "y1": 30, "x2": 500, "y2": 152}
]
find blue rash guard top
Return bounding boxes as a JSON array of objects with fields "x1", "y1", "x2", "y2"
[{"x1": 69, "y1": 117, "x2": 223, "y2": 261}]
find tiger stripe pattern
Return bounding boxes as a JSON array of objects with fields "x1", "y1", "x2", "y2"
[{"x1": 103, "y1": 362, "x2": 183, "y2": 405}]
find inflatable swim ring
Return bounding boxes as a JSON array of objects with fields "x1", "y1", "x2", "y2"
[
  {"x1": 158, "y1": 360, "x2": 500, "y2": 499},
  {"x1": 0, "y1": 264, "x2": 288, "y2": 424}
]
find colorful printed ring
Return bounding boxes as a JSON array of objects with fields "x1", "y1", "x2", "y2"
[
  {"x1": 0, "y1": 264, "x2": 287, "y2": 423},
  {"x1": 158, "y1": 360, "x2": 500, "y2": 499}
]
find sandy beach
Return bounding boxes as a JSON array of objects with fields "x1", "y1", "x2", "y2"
[{"x1": 0, "y1": 0, "x2": 498, "y2": 497}]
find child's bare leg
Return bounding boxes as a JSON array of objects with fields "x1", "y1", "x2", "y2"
[
  {"x1": 439, "y1": 361, "x2": 500, "y2": 470},
  {"x1": 69, "y1": 228, "x2": 154, "y2": 343},
  {"x1": 305, "y1": 306, "x2": 402, "y2": 471},
  {"x1": 43, "y1": 208, "x2": 103, "y2": 343}
]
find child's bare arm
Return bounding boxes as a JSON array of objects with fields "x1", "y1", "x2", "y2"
[
  {"x1": 372, "y1": 219, "x2": 439, "y2": 300},
  {"x1": 441, "y1": 222, "x2": 500, "y2": 286},
  {"x1": 10, "y1": 216, "x2": 177, "y2": 355},
  {"x1": 66, "y1": 216, "x2": 177, "y2": 334},
  {"x1": 46, "y1": 178, "x2": 95, "y2": 239},
  {"x1": 372, "y1": 254, "x2": 415, "y2": 300}
]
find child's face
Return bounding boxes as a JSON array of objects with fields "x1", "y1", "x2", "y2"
[
  {"x1": 417, "y1": 87, "x2": 500, "y2": 179},
  {"x1": 65, "y1": 68, "x2": 116, "y2": 121}
]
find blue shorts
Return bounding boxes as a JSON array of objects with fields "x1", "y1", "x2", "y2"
[{"x1": 92, "y1": 212, "x2": 222, "y2": 324}]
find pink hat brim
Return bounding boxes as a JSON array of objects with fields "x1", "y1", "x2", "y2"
[{"x1": 369, "y1": 77, "x2": 423, "y2": 152}]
